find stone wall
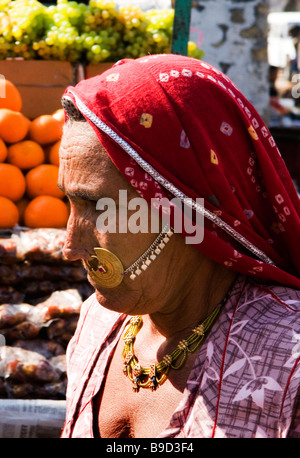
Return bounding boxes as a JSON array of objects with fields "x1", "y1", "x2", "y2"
[
  {"x1": 269, "y1": 0, "x2": 300, "y2": 11},
  {"x1": 190, "y1": 1, "x2": 270, "y2": 120}
]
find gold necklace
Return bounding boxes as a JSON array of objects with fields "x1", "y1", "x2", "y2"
[{"x1": 122, "y1": 305, "x2": 222, "y2": 392}]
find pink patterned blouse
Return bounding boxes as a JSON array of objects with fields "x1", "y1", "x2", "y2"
[{"x1": 61, "y1": 275, "x2": 300, "y2": 438}]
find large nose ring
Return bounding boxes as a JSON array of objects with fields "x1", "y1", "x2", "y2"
[
  {"x1": 86, "y1": 224, "x2": 174, "y2": 289},
  {"x1": 86, "y1": 248, "x2": 125, "y2": 288}
]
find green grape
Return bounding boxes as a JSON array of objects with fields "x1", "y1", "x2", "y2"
[
  {"x1": 91, "y1": 43, "x2": 100, "y2": 53},
  {"x1": 188, "y1": 40, "x2": 205, "y2": 60},
  {"x1": 84, "y1": 35, "x2": 94, "y2": 46}
]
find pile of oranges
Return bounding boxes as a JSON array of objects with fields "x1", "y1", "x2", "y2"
[{"x1": 0, "y1": 79, "x2": 69, "y2": 229}]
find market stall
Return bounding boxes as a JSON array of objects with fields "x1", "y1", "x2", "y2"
[{"x1": 0, "y1": 227, "x2": 93, "y2": 437}]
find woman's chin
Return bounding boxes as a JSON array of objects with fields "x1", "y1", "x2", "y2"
[{"x1": 91, "y1": 278, "x2": 136, "y2": 315}]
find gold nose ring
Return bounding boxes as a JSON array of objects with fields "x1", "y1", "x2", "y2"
[
  {"x1": 86, "y1": 224, "x2": 174, "y2": 289},
  {"x1": 86, "y1": 248, "x2": 125, "y2": 288}
]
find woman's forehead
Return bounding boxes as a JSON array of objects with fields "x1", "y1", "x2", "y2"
[{"x1": 59, "y1": 122, "x2": 136, "y2": 196}]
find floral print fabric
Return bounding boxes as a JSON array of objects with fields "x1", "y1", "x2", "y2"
[{"x1": 61, "y1": 276, "x2": 300, "y2": 438}]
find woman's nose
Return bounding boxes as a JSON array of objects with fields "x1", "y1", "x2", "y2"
[{"x1": 62, "y1": 217, "x2": 92, "y2": 262}]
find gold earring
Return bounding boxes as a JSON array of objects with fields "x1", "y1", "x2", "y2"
[{"x1": 86, "y1": 248, "x2": 125, "y2": 288}]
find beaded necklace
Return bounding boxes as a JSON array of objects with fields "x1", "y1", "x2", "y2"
[{"x1": 122, "y1": 304, "x2": 222, "y2": 392}]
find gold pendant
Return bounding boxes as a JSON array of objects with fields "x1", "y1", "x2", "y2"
[{"x1": 86, "y1": 247, "x2": 124, "y2": 288}]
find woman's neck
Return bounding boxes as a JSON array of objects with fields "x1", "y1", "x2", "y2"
[{"x1": 143, "y1": 261, "x2": 237, "y2": 340}]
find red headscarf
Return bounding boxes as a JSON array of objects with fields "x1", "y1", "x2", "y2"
[{"x1": 63, "y1": 54, "x2": 300, "y2": 289}]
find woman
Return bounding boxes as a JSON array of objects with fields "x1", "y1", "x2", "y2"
[{"x1": 59, "y1": 54, "x2": 300, "y2": 438}]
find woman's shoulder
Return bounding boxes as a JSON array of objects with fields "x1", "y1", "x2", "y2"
[
  {"x1": 76, "y1": 293, "x2": 125, "y2": 340},
  {"x1": 245, "y1": 277, "x2": 300, "y2": 312},
  {"x1": 66, "y1": 293, "x2": 125, "y2": 362},
  {"x1": 236, "y1": 276, "x2": 300, "y2": 337}
]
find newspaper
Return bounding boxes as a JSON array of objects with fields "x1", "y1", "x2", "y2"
[{"x1": 0, "y1": 399, "x2": 66, "y2": 438}]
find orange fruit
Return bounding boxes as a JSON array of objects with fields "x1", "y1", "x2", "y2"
[
  {"x1": 49, "y1": 140, "x2": 60, "y2": 166},
  {"x1": 24, "y1": 195, "x2": 69, "y2": 228},
  {"x1": 52, "y1": 108, "x2": 65, "y2": 124},
  {"x1": 0, "y1": 138, "x2": 7, "y2": 162},
  {"x1": 0, "y1": 108, "x2": 29, "y2": 143},
  {"x1": 0, "y1": 163, "x2": 26, "y2": 202},
  {"x1": 29, "y1": 114, "x2": 63, "y2": 145},
  {"x1": 25, "y1": 164, "x2": 64, "y2": 199},
  {"x1": 7, "y1": 140, "x2": 45, "y2": 170},
  {"x1": 0, "y1": 79, "x2": 22, "y2": 112},
  {"x1": 0, "y1": 196, "x2": 19, "y2": 228},
  {"x1": 16, "y1": 197, "x2": 29, "y2": 225}
]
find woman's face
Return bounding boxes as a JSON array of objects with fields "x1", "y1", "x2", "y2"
[{"x1": 58, "y1": 121, "x2": 190, "y2": 315}]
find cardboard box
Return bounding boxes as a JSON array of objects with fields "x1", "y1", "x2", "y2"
[
  {"x1": 84, "y1": 62, "x2": 113, "y2": 79},
  {"x1": 0, "y1": 60, "x2": 78, "y2": 119}
]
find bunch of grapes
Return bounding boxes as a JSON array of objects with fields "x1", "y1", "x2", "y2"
[
  {"x1": 78, "y1": 0, "x2": 123, "y2": 64},
  {"x1": 32, "y1": 1, "x2": 83, "y2": 61},
  {"x1": 0, "y1": 0, "x2": 47, "y2": 59},
  {"x1": 0, "y1": 0, "x2": 204, "y2": 63},
  {"x1": 145, "y1": 9, "x2": 173, "y2": 55},
  {"x1": 32, "y1": 0, "x2": 124, "y2": 64},
  {"x1": 116, "y1": 5, "x2": 153, "y2": 59}
]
